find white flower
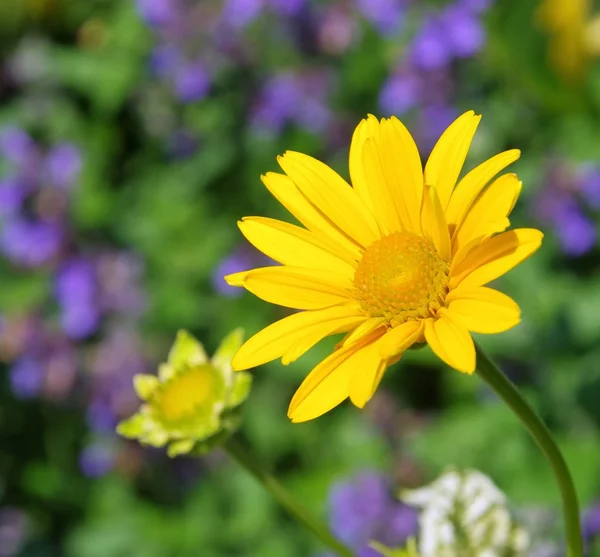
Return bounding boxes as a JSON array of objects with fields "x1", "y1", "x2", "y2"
[{"x1": 401, "y1": 469, "x2": 529, "y2": 557}]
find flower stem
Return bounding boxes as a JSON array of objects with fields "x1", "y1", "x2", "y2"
[
  {"x1": 223, "y1": 435, "x2": 354, "y2": 557},
  {"x1": 474, "y1": 343, "x2": 583, "y2": 557}
]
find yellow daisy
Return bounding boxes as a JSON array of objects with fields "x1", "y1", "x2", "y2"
[{"x1": 225, "y1": 111, "x2": 543, "y2": 423}]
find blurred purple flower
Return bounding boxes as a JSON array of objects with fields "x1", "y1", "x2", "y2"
[
  {"x1": 328, "y1": 471, "x2": 418, "y2": 553},
  {"x1": 213, "y1": 249, "x2": 253, "y2": 297},
  {"x1": 149, "y1": 44, "x2": 181, "y2": 78},
  {"x1": 252, "y1": 71, "x2": 332, "y2": 134},
  {"x1": 96, "y1": 252, "x2": 146, "y2": 315},
  {"x1": 136, "y1": 0, "x2": 178, "y2": 27},
  {"x1": 318, "y1": 5, "x2": 357, "y2": 56},
  {"x1": 355, "y1": 0, "x2": 405, "y2": 35},
  {"x1": 410, "y1": 15, "x2": 452, "y2": 71},
  {"x1": 174, "y1": 62, "x2": 211, "y2": 103},
  {"x1": 0, "y1": 178, "x2": 26, "y2": 217},
  {"x1": 79, "y1": 442, "x2": 115, "y2": 477},
  {"x1": 56, "y1": 258, "x2": 100, "y2": 339},
  {"x1": 45, "y1": 143, "x2": 82, "y2": 189},
  {"x1": 459, "y1": 0, "x2": 493, "y2": 14},
  {"x1": 0, "y1": 128, "x2": 35, "y2": 167},
  {"x1": 87, "y1": 401, "x2": 118, "y2": 433},
  {"x1": 9, "y1": 357, "x2": 44, "y2": 398},
  {"x1": 417, "y1": 104, "x2": 458, "y2": 153},
  {"x1": 269, "y1": 0, "x2": 305, "y2": 16},
  {"x1": 578, "y1": 165, "x2": 600, "y2": 209},
  {"x1": 252, "y1": 74, "x2": 300, "y2": 132},
  {"x1": 554, "y1": 204, "x2": 596, "y2": 256},
  {"x1": 330, "y1": 472, "x2": 389, "y2": 547},
  {"x1": 378, "y1": 72, "x2": 420, "y2": 115},
  {"x1": 0, "y1": 508, "x2": 29, "y2": 557},
  {"x1": 442, "y1": 5, "x2": 486, "y2": 58},
  {"x1": 1, "y1": 219, "x2": 62, "y2": 267},
  {"x1": 221, "y1": 0, "x2": 264, "y2": 29},
  {"x1": 583, "y1": 502, "x2": 600, "y2": 542}
]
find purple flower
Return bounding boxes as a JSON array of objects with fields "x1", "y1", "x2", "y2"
[
  {"x1": 0, "y1": 507, "x2": 29, "y2": 557},
  {"x1": 56, "y1": 258, "x2": 100, "y2": 339},
  {"x1": 330, "y1": 472, "x2": 390, "y2": 547},
  {"x1": 45, "y1": 143, "x2": 82, "y2": 189},
  {"x1": 355, "y1": 0, "x2": 405, "y2": 35},
  {"x1": 410, "y1": 15, "x2": 452, "y2": 71},
  {"x1": 252, "y1": 74, "x2": 300, "y2": 132},
  {"x1": 378, "y1": 72, "x2": 420, "y2": 116},
  {"x1": 221, "y1": 0, "x2": 264, "y2": 29},
  {"x1": 442, "y1": 5, "x2": 486, "y2": 58},
  {"x1": 584, "y1": 502, "x2": 600, "y2": 542},
  {"x1": 554, "y1": 204, "x2": 596, "y2": 256},
  {"x1": 79, "y1": 442, "x2": 115, "y2": 477},
  {"x1": 578, "y1": 165, "x2": 600, "y2": 210},
  {"x1": 136, "y1": 0, "x2": 178, "y2": 27},
  {"x1": 0, "y1": 128, "x2": 35, "y2": 166},
  {"x1": 269, "y1": 0, "x2": 305, "y2": 16},
  {"x1": 86, "y1": 401, "x2": 118, "y2": 433},
  {"x1": 174, "y1": 62, "x2": 211, "y2": 103},
  {"x1": 56, "y1": 258, "x2": 96, "y2": 303},
  {"x1": 459, "y1": 0, "x2": 493, "y2": 14},
  {"x1": 10, "y1": 357, "x2": 44, "y2": 398},
  {"x1": 96, "y1": 252, "x2": 146, "y2": 315},
  {"x1": 0, "y1": 178, "x2": 26, "y2": 217},
  {"x1": 149, "y1": 44, "x2": 181, "y2": 78},
  {"x1": 1, "y1": 218, "x2": 62, "y2": 267},
  {"x1": 213, "y1": 249, "x2": 253, "y2": 297},
  {"x1": 417, "y1": 104, "x2": 459, "y2": 153},
  {"x1": 328, "y1": 472, "x2": 418, "y2": 552}
]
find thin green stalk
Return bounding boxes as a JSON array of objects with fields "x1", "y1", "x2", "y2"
[
  {"x1": 475, "y1": 343, "x2": 582, "y2": 557},
  {"x1": 223, "y1": 435, "x2": 354, "y2": 557}
]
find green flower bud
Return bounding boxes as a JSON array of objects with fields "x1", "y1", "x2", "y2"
[{"x1": 117, "y1": 329, "x2": 251, "y2": 457}]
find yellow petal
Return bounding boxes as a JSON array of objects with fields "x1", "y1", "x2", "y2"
[
  {"x1": 424, "y1": 111, "x2": 481, "y2": 210},
  {"x1": 362, "y1": 137, "x2": 404, "y2": 234},
  {"x1": 382, "y1": 116, "x2": 424, "y2": 232},
  {"x1": 288, "y1": 334, "x2": 379, "y2": 422},
  {"x1": 278, "y1": 151, "x2": 380, "y2": 248},
  {"x1": 424, "y1": 310, "x2": 475, "y2": 374},
  {"x1": 445, "y1": 286, "x2": 521, "y2": 334},
  {"x1": 231, "y1": 266, "x2": 354, "y2": 310},
  {"x1": 452, "y1": 174, "x2": 522, "y2": 254},
  {"x1": 348, "y1": 332, "x2": 389, "y2": 408},
  {"x1": 342, "y1": 317, "x2": 387, "y2": 346},
  {"x1": 238, "y1": 217, "x2": 356, "y2": 281},
  {"x1": 224, "y1": 270, "x2": 247, "y2": 287},
  {"x1": 378, "y1": 320, "x2": 424, "y2": 359},
  {"x1": 450, "y1": 229, "x2": 544, "y2": 289},
  {"x1": 231, "y1": 306, "x2": 366, "y2": 370},
  {"x1": 421, "y1": 185, "x2": 451, "y2": 262},
  {"x1": 133, "y1": 374, "x2": 160, "y2": 401},
  {"x1": 349, "y1": 115, "x2": 379, "y2": 214},
  {"x1": 445, "y1": 149, "x2": 521, "y2": 230},
  {"x1": 261, "y1": 172, "x2": 361, "y2": 263}
]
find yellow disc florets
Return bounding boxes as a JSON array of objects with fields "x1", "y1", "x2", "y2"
[
  {"x1": 353, "y1": 231, "x2": 449, "y2": 325},
  {"x1": 157, "y1": 365, "x2": 218, "y2": 423}
]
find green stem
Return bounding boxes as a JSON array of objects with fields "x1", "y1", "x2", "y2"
[
  {"x1": 223, "y1": 435, "x2": 354, "y2": 557},
  {"x1": 475, "y1": 343, "x2": 582, "y2": 557}
]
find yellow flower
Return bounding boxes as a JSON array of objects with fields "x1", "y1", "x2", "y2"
[
  {"x1": 226, "y1": 112, "x2": 542, "y2": 423},
  {"x1": 537, "y1": 0, "x2": 591, "y2": 81},
  {"x1": 117, "y1": 329, "x2": 251, "y2": 457}
]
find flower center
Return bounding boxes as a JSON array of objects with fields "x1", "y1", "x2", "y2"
[
  {"x1": 158, "y1": 365, "x2": 216, "y2": 422},
  {"x1": 353, "y1": 231, "x2": 449, "y2": 324}
]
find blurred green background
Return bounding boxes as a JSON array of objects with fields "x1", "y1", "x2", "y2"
[{"x1": 1, "y1": 0, "x2": 600, "y2": 555}]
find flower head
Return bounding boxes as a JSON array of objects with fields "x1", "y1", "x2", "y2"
[
  {"x1": 117, "y1": 329, "x2": 251, "y2": 457},
  {"x1": 226, "y1": 111, "x2": 542, "y2": 422},
  {"x1": 401, "y1": 468, "x2": 529, "y2": 556}
]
